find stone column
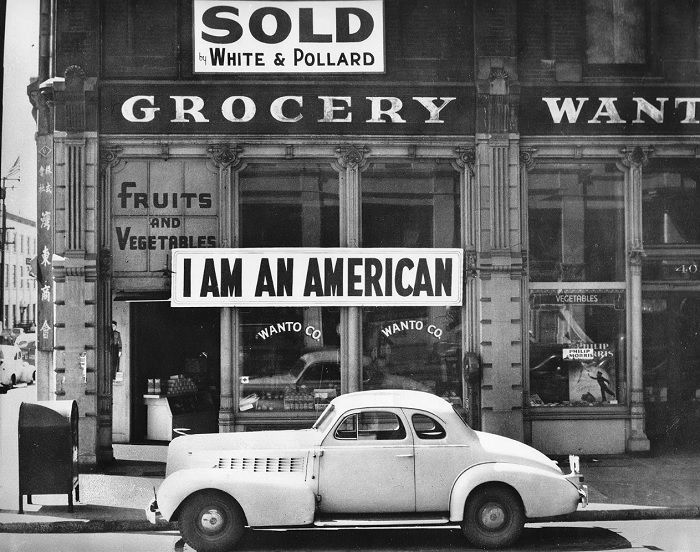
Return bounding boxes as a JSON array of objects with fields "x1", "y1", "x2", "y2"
[
  {"x1": 336, "y1": 145, "x2": 368, "y2": 393},
  {"x1": 207, "y1": 144, "x2": 243, "y2": 433},
  {"x1": 474, "y1": 61, "x2": 525, "y2": 441},
  {"x1": 621, "y1": 146, "x2": 652, "y2": 453}
]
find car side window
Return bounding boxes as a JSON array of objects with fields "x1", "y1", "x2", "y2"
[
  {"x1": 334, "y1": 411, "x2": 407, "y2": 441},
  {"x1": 411, "y1": 414, "x2": 446, "y2": 440}
]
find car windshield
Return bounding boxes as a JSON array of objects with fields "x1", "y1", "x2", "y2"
[
  {"x1": 452, "y1": 405, "x2": 471, "y2": 429},
  {"x1": 312, "y1": 404, "x2": 335, "y2": 433}
]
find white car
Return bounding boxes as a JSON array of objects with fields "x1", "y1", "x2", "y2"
[
  {"x1": 0, "y1": 344, "x2": 25, "y2": 387},
  {"x1": 148, "y1": 390, "x2": 587, "y2": 551}
]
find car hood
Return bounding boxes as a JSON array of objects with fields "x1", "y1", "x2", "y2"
[
  {"x1": 165, "y1": 429, "x2": 321, "y2": 476},
  {"x1": 472, "y1": 431, "x2": 562, "y2": 475}
]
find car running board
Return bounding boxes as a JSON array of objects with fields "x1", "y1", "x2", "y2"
[{"x1": 314, "y1": 515, "x2": 451, "y2": 527}]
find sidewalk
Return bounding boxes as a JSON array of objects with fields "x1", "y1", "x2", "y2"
[{"x1": 1, "y1": 448, "x2": 699, "y2": 533}]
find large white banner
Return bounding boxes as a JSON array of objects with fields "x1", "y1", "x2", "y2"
[
  {"x1": 193, "y1": 0, "x2": 385, "y2": 73},
  {"x1": 171, "y1": 248, "x2": 462, "y2": 307}
]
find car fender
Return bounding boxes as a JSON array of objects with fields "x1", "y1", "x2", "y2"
[
  {"x1": 157, "y1": 468, "x2": 316, "y2": 527},
  {"x1": 449, "y1": 462, "x2": 580, "y2": 521}
]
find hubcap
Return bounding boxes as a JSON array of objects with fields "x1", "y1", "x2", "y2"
[
  {"x1": 199, "y1": 508, "x2": 225, "y2": 534},
  {"x1": 479, "y1": 502, "x2": 506, "y2": 530}
]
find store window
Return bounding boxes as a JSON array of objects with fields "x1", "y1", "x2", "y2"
[
  {"x1": 585, "y1": 0, "x2": 646, "y2": 69},
  {"x1": 528, "y1": 165, "x2": 625, "y2": 282},
  {"x1": 360, "y1": 162, "x2": 463, "y2": 403},
  {"x1": 238, "y1": 163, "x2": 340, "y2": 414},
  {"x1": 643, "y1": 160, "x2": 700, "y2": 246},
  {"x1": 529, "y1": 291, "x2": 626, "y2": 407},
  {"x1": 528, "y1": 164, "x2": 626, "y2": 408}
]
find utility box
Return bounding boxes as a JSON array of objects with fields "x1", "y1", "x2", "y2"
[{"x1": 18, "y1": 400, "x2": 79, "y2": 513}]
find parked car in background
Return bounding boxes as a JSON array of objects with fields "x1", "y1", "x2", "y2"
[
  {"x1": 15, "y1": 332, "x2": 37, "y2": 366},
  {"x1": 148, "y1": 390, "x2": 587, "y2": 551},
  {"x1": 0, "y1": 344, "x2": 25, "y2": 388}
]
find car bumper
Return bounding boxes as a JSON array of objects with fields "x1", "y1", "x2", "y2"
[{"x1": 146, "y1": 498, "x2": 162, "y2": 525}]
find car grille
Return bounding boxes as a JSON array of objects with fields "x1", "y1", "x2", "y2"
[{"x1": 216, "y1": 456, "x2": 306, "y2": 473}]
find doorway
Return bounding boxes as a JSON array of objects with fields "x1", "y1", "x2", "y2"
[
  {"x1": 130, "y1": 303, "x2": 220, "y2": 442},
  {"x1": 642, "y1": 291, "x2": 700, "y2": 451}
]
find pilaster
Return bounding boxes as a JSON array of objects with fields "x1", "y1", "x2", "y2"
[
  {"x1": 621, "y1": 146, "x2": 653, "y2": 453},
  {"x1": 206, "y1": 143, "x2": 243, "y2": 433},
  {"x1": 475, "y1": 62, "x2": 524, "y2": 441},
  {"x1": 336, "y1": 145, "x2": 368, "y2": 393},
  {"x1": 52, "y1": 65, "x2": 101, "y2": 464}
]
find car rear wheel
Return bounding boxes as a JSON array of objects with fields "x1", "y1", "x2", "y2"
[
  {"x1": 179, "y1": 490, "x2": 246, "y2": 552},
  {"x1": 461, "y1": 485, "x2": 524, "y2": 549}
]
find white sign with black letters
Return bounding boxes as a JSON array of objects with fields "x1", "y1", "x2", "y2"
[
  {"x1": 193, "y1": 0, "x2": 385, "y2": 73},
  {"x1": 171, "y1": 248, "x2": 462, "y2": 307}
]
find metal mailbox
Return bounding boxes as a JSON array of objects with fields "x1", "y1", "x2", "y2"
[{"x1": 18, "y1": 400, "x2": 79, "y2": 513}]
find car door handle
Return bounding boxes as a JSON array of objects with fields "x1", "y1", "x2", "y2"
[{"x1": 396, "y1": 453, "x2": 414, "y2": 458}]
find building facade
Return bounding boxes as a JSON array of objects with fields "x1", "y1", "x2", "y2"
[
  {"x1": 31, "y1": 0, "x2": 700, "y2": 464},
  {"x1": 4, "y1": 212, "x2": 37, "y2": 331}
]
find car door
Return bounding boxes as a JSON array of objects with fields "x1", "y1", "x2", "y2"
[
  {"x1": 409, "y1": 410, "x2": 472, "y2": 512},
  {"x1": 318, "y1": 408, "x2": 415, "y2": 514}
]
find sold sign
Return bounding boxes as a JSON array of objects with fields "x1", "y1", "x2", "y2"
[{"x1": 193, "y1": 0, "x2": 385, "y2": 74}]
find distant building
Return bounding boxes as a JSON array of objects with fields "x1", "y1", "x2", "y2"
[{"x1": 4, "y1": 212, "x2": 36, "y2": 332}]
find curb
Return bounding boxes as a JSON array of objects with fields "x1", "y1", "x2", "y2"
[
  {"x1": 534, "y1": 505, "x2": 700, "y2": 523},
  {"x1": 1, "y1": 506, "x2": 699, "y2": 533},
  {"x1": 0, "y1": 519, "x2": 178, "y2": 533}
]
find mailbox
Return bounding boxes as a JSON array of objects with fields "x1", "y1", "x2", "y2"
[{"x1": 18, "y1": 400, "x2": 79, "y2": 513}]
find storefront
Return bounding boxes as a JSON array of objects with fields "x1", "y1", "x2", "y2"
[{"x1": 35, "y1": 0, "x2": 700, "y2": 463}]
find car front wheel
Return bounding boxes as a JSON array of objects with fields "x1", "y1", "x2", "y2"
[
  {"x1": 179, "y1": 491, "x2": 246, "y2": 552},
  {"x1": 461, "y1": 485, "x2": 524, "y2": 549}
]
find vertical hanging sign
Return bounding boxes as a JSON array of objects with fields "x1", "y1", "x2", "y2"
[{"x1": 36, "y1": 137, "x2": 54, "y2": 351}]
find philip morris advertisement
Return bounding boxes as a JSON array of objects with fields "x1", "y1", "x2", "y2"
[
  {"x1": 193, "y1": 0, "x2": 385, "y2": 73},
  {"x1": 171, "y1": 248, "x2": 463, "y2": 307}
]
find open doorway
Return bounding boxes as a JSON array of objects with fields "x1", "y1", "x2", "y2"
[{"x1": 128, "y1": 303, "x2": 220, "y2": 443}]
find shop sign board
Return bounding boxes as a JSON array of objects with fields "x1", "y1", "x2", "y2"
[
  {"x1": 111, "y1": 159, "x2": 219, "y2": 273},
  {"x1": 170, "y1": 248, "x2": 463, "y2": 307},
  {"x1": 193, "y1": 0, "x2": 385, "y2": 74},
  {"x1": 100, "y1": 83, "x2": 472, "y2": 135},
  {"x1": 531, "y1": 291, "x2": 625, "y2": 310},
  {"x1": 520, "y1": 86, "x2": 700, "y2": 135}
]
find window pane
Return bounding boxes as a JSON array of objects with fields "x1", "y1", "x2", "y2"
[
  {"x1": 335, "y1": 414, "x2": 357, "y2": 439},
  {"x1": 529, "y1": 291, "x2": 626, "y2": 407},
  {"x1": 412, "y1": 414, "x2": 446, "y2": 439},
  {"x1": 239, "y1": 163, "x2": 340, "y2": 414},
  {"x1": 240, "y1": 163, "x2": 339, "y2": 248},
  {"x1": 358, "y1": 411, "x2": 406, "y2": 440},
  {"x1": 586, "y1": 0, "x2": 646, "y2": 64},
  {"x1": 361, "y1": 162, "x2": 460, "y2": 248},
  {"x1": 528, "y1": 165, "x2": 625, "y2": 282},
  {"x1": 239, "y1": 307, "x2": 340, "y2": 413},
  {"x1": 362, "y1": 306, "x2": 463, "y2": 403},
  {"x1": 643, "y1": 161, "x2": 700, "y2": 245}
]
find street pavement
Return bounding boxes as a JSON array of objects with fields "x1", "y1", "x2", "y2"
[{"x1": 1, "y1": 385, "x2": 700, "y2": 535}]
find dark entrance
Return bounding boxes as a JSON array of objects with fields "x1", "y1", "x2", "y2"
[
  {"x1": 642, "y1": 291, "x2": 700, "y2": 451},
  {"x1": 130, "y1": 302, "x2": 220, "y2": 442}
]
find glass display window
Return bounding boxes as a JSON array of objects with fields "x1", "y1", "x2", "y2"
[
  {"x1": 528, "y1": 164, "x2": 625, "y2": 282},
  {"x1": 643, "y1": 160, "x2": 700, "y2": 246},
  {"x1": 528, "y1": 290, "x2": 626, "y2": 407},
  {"x1": 239, "y1": 307, "x2": 341, "y2": 414},
  {"x1": 240, "y1": 163, "x2": 339, "y2": 248},
  {"x1": 359, "y1": 161, "x2": 463, "y2": 403},
  {"x1": 239, "y1": 163, "x2": 340, "y2": 414}
]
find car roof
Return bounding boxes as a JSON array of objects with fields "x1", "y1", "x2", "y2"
[
  {"x1": 330, "y1": 389, "x2": 454, "y2": 414},
  {"x1": 299, "y1": 349, "x2": 340, "y2": 364}
]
